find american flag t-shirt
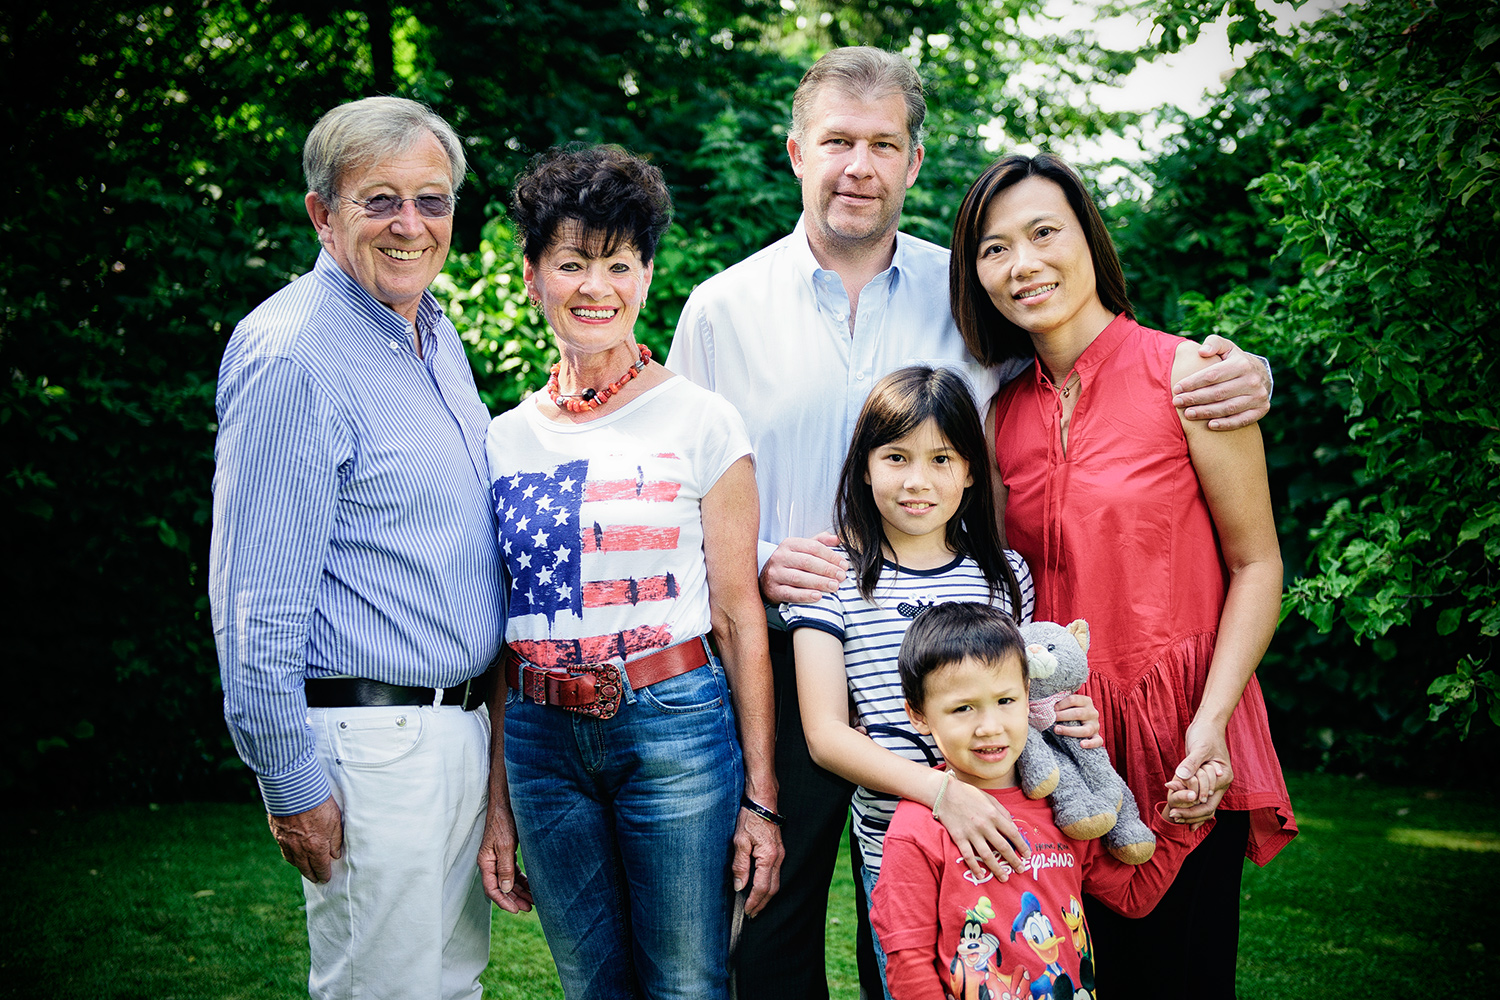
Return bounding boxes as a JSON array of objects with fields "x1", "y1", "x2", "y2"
[{"x1": 487, "y1": 378, "x2": 752, "y2": 670}]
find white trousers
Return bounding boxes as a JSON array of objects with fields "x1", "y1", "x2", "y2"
[{"x1": 303, "y1": 702, "x2": 491, "y2": 1000}]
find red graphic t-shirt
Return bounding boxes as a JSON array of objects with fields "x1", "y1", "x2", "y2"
[{"x1": 873, "y1": 782, "x2": 1207, "y2": 1000}]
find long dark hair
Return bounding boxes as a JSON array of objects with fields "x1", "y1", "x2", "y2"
[
  {"x1": 833, "y1": 365, "x2": 1022, "y2": 615},
  {"x1": 949, "y1": 152, "x2": 1132, "y2": 366}
]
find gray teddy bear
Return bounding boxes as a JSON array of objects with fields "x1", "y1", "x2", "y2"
[{"x1": 1016, "y1": 619, "x2": 1156, "y2": 864}]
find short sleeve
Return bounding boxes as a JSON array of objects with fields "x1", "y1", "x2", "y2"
[
  {"x1": 779, "y1": 550, "x2": 849, "y2": 640},
  {"x1": 686, "y1": 384, "x2": 753, "y2": 493}
]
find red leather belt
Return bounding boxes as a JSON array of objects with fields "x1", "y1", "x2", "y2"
[{"x1": 503, "y1": 638, "x2": 710, "y2": 719}]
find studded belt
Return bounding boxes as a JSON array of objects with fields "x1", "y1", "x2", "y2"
[{"x1": 503, "y1": 638, "x2": 710, "y2": 719}]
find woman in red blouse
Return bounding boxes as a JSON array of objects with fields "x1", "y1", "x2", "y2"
[{"x1": 947, "y1": 152, "x2": 1297, "y2": 995}]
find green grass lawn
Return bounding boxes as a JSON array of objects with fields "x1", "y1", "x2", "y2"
[{"x1": 3, "y1": 773, "x2": 1495, "y2": 998}]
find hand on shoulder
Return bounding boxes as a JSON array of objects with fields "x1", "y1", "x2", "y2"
[
  {"x1": 1171, "y1": 334, "x2": 1271, "y2": 431},
  {"x1": 759, "y1": 532, "x2": 847, "y2": 604}
]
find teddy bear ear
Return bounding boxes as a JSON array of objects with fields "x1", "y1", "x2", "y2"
[{"x1": 1066, "y1": 619, "x2": 1090, "y2": 654}]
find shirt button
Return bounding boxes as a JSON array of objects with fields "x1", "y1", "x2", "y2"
[
  {"x1": 857, "y1": 372, "x2": 866, "y2": 381},
  {"x1": 396, "y1": 715, "x2": 408, "y2": 727},
  {"x1": 388, "y1": 340, "x2": 401, "y2": 351},
  {"x1": 339, "y1": 721, "x2": 349, "y2": 729}
]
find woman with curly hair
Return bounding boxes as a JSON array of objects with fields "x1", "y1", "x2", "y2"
[{"x1": 476, "y1": 145, "x2": 782, "y2": 999}]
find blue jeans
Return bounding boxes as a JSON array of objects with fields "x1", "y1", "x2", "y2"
[
  {"x1": 861, "y1": 859, "x2": 895, "y2": 1000},
  {"x1": 504, "y1": 658, "x2": 743, "y2": 999}
]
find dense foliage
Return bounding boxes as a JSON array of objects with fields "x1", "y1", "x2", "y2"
[
  {"x1": 6, "y1": 0, "x2": 1493, "y2": 803},
  {"x1": 1114, "y1": 0, "x2": 1499, "y2": 770},
  {"x1": 3, "y1": 2, "x2": 355, "y2": 801},
  {"x1": 1261, "y1": 0, "x2": 1499, "y2": 746}
]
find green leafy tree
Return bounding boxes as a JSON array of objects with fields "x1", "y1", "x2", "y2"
[
  {"x1": 1117, "y1": 0, "x2": 1499, "y2": 769},
  {"x1": 2, "y1": 1, "x2": 377, "y2": 800},
  {"x1": 1264, "y1": 0, "x2": 1500, "y2": 738}
]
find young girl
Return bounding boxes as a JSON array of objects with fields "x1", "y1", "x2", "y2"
[{"x1": 782, "y1": 365, "x2": 1097, "y2": 993}]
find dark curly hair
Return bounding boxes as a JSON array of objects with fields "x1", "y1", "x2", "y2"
[{"x1": 510, "y1": 144, "x2": 673, "y2": 264}]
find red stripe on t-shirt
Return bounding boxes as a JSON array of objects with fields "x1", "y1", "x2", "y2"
[
  {"x1": 510, "y1": 625, "x2": 674, "y2": 668},
  {"x1": 580, "y1": 524, "x2": 681, "y2": 553},
  {"x1": 582, "y1": 574, "x2": 678, "y2": 606},
  {"x1": 585, "y1": 479, "x2": 681, "y2": 503}
]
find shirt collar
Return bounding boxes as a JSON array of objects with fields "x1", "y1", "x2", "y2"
[
  {"x1": 1029, "y1": 312, "x2": 1136, "y2": 390},
  {"x1": 788, "y1": 216, "x2": 824, "y2": 285},
  {"x1": 789, "y1": 215, "x2": 910, "y2": 281},
  {"x1": 791, "y1": 215, "x2": 905, "y2": 315},
  {"x1": 1073, "y1": 313, "x2": 1135, "y2": 375},
  {"x1": 313, "y1": 249, "x2": 443, "y2": 355},
  {"x1": 887, "y1": 229, "x2": 920, "y2": 281}
]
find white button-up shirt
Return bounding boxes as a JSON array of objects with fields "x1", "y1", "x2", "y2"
[{"x1": 668, "y1": 218, "x2": 1027, "y2": 568}]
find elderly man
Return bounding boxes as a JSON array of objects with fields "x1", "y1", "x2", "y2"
[
  {"x1": 210, "y1": 97, "x2": 525, "y2": 1000},
  {"x1": 667, "y1": 47, "x2": 1272, "y2": 997}
]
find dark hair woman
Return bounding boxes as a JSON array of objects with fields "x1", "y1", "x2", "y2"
[
  {"x1": 949, "y1": 152, "x2": 1297, "y2": 994},
  {"x1": 477, "y1": 144, "x2": 782, "y2": 999}
]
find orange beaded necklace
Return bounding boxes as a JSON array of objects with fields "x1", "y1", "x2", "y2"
[{"x1": 547, "y1": 343, "x2": 652, "y2": 413}]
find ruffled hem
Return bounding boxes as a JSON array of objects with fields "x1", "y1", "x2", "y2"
[{"x1": 1082, "y1": 629, "x2": 1298, "y2": 867}]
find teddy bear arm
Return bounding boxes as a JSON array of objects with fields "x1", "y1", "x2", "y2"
[
  {"x1": 1016, "y1": 736, "x2": 1061, "y2": 800},
  {"x1": 1102, "y1": 780, "x2": 1158, "y2": 865}
]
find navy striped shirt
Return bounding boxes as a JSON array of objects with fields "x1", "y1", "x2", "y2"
[
  {"x1": 782, "y1": 550, "x2": 1034, "y2": 875},
  {"x1": 210, "y1": 251, "x2": 503, "y2": 815}
]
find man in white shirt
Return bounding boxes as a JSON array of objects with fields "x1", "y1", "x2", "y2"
[{"x1": 667, "y1": 46, "x2": 1270, "y2": 997}]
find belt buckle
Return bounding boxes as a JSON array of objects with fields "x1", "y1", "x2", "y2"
[{"x1": 564, "y1": 662, "x2": 623, "y2": 720}]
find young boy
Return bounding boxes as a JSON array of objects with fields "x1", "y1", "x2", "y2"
[{"x1": 871, "y1": 603, "x2": 1210, "y2": 1000}]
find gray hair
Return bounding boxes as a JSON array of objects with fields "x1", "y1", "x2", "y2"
[
  {"x1": 789, "y1": 47, "x2": 926, "y2": 153},
  {"x1": 303, "y1": 96, "x2": 466, "y2": 206}
]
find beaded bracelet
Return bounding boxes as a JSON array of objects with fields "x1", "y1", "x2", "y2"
[{"x1": 740, "y1": 796, "x2": 784, "y2": 826}]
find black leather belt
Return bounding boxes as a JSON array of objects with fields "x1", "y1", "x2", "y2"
[{"x1": 304, "y1": 666, "x2": 495, "y2": 711}]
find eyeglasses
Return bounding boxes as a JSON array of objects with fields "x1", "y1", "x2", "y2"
[{"x1": 338, "y1": 193, "x2": 456, "y2": 219}]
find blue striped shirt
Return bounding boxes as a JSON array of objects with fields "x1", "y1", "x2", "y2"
[{"x1": 210, "y1": 251, "x2": 503, "y2": 816}]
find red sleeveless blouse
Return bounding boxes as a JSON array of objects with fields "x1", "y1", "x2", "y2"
[{"x1": 994, "y1": 314, "x2": 1296, "y2": 866}]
